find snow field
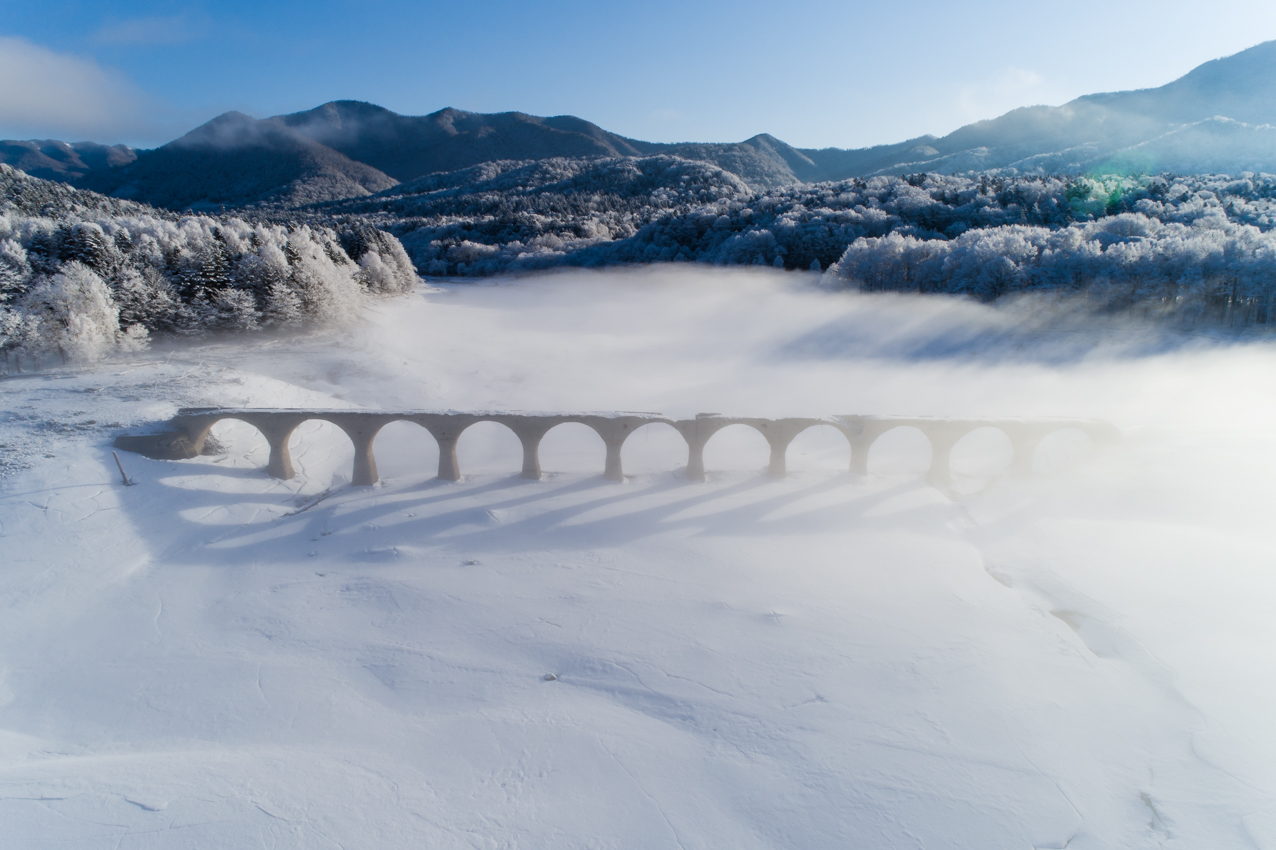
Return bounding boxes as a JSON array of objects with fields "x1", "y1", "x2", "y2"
[{"x1": 2, "y1": 267, "x2": 1276, "y2": 848}]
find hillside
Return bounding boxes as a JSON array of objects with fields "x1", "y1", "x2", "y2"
[{"x1": 76, "y1": 111, "x2": 398, "y2": 211}]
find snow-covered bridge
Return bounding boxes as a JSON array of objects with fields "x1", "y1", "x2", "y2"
[{"x1": 115, "y1": 409, "x2": 1119, "y2": 487}]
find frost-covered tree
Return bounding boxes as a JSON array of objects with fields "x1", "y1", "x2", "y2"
[
  {"x1": 262, "y1": 279, "x2": 304, "y2": 327},
  {"x1": 285, "y1": 226, "x2": 364, "y2": 322},
  {"x1": 0, "y1": 237, "x2": 31, "y2": 305},
  {"x1": 112, "y1": 266, "x2": 177, "y2": 330},
  {"x1": 302, "y1": 159, "x2": 1276, "y2": 327},
  {"x1": 826, "y1": 212, "x2": 1276, "y2": 326},
  {"x1": 0, "y1": 164, "x2": 420, "y2": 369},
  {"x1": 19, "y1": 262, "x2": 123, "y2": 362}
]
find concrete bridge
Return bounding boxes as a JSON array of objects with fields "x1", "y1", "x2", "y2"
[{"x1": 116, "y1": 408, "x2": 1119, "y2": 487}]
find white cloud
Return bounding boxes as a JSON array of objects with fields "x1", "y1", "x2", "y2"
[{"x1": 0, "y1": 37, "x2": 155, "y2": 142}]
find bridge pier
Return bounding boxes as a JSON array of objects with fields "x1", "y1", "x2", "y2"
[
  {"x1": 263, "y1": 426, "x2": 297, "y2": 480},
  {"x1": 767, "y1": 441, "x2": 789, "y2": 477},
  {"x1": 1000, "y1": 422, "x2": 1046, "y2": 478},
  {"x1": 345, "y1": 426, "x2": 381, "y2": 486},
  {"x1": 586, "y1": 418, "x2": 647, "y2": 482},
  {"x1": 519, "y1": 432, "x2": 544, "y2": 479},
  {"x1": 496, "y1": 417, "x2": 554, "y2": 481},
  {"x1": 321, "y1": 414, "x2": 391, "y2": 486},
  {"x1": 435, "y1": 434, "x2": 461, "y2": 480},
  {"x1": 758, "y1": 418, "x2": 823, "y2": 479},
  {"x1": 922, "y1": 423, "x2": 966, "y2": 488},
  {"x1": 416, "y1": 415, "x2": 476, "y2": 482},
  {"x1": 835, "y1": 416, "x2": 887, "y2": 476},
  {"x1": 849, "y1": 432, "x2": 870, "y2": 475},
  {"x1": 674, "y1": 415, "x2": 732, "y2": 483},
  {"x1": 603, "y1": 441, "x2": 624, "y2": 481}
]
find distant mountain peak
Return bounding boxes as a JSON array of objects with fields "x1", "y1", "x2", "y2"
[
  {"x1": 170, "y1": 110, "x2": 282, "y2": 149},
  {"x1": 6, "y1": 39, "x2": 1276, "y2": 209}
]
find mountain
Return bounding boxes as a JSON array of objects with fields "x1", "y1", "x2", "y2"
[
  {"x1": 280, "y1": 102, "x2": 644, "y2": 179},
  {"x1": 4, "y1": 39, "x2": 1276, "y2": 210},
  {"x1": 856, "y1": 40, "x2": 1276, "y2": 177},
  {"x1": 75, "y1": 111, "x2": 398, "y2": 211},
  {"x1": 0, "y1": 140, "x2": 136, "y2": 183},
  {"x1": 280, "y1": 101, "x2": 816, "y2": 190}
]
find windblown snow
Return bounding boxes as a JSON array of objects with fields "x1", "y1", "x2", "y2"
[{"x1": 2, "y1": 267, "x2": 1276, "y2": 848}]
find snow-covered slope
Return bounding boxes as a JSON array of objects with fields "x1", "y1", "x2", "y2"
[
  {"x1": 2, "y1": 268, "x2": 1276, "y2": 847},
  {"x1": 0, "y1": 140, "x2": 136, "y2": 183},
  {"x1": 77, "y1": 112, "x2": 399, "y2": 211}
]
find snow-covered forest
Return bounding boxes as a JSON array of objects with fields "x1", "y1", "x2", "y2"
[
  {"x1": 320, "y1": 164, "x2": 1276, "y2": 326},
  {"x1": 0, "y1": 164, "x2": 417, "y2": 371},
  {"x1": 314, "y1": 155, "x2": 751, "y2": 275},
  {"x1": 10, "y1": 154, "x2": 1276, "y2": 372}
]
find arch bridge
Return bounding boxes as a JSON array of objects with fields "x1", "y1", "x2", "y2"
[{"x1": 114, "y1": 408, "x2": 1119, "y2": 487}]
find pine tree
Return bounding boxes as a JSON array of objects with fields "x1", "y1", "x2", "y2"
[
  {"x1": 0, "y1": 239, "x2": 31, "y2": 305},
  {"x1": 262, "y1": 280, "x2": 303, "y2": 328}
]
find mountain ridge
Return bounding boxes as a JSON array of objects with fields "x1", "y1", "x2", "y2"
[
  {"x1": 5, "y1": 39, "x2": 1276, "y2": 210},
  {"x1": 75, "y1": 110, "x2": 398, "y2": 210}
]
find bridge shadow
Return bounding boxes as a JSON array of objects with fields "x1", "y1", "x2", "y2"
[{"x1": 117, "y1": 451, "x2": 959, "y2": 565}]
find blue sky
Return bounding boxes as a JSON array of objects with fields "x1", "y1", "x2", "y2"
[{"x1": 3, "y1": 0, "x2": 1276, "y2": 149}]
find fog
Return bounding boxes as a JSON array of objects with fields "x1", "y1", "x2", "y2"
[
  {"x1": 335, "y1": 267, "x2": 1276, "y2": 427},
  {"x1": 3, "y1": 266, "x2": 1276, "y2": 846}
]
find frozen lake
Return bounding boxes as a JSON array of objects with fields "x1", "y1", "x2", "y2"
[{"x1": 2, "y1": 268, "x2": 1276, "y2": 848}]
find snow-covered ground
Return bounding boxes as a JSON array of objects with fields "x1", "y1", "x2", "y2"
[{"x1": 2, "y1": 267, "x2": 1276, "y2": 848}]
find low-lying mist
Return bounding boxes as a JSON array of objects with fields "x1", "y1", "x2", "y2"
[{"x1": 302, "y1": 266, "x2": 1276, "y2": 424}]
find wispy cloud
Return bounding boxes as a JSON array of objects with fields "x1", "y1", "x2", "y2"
[
  {"x1": 92, "y1": 14, "x2": 209, "y2": 47},
  {"x1": 0, "y1": 37, "x2": 158, "y2": 142}
]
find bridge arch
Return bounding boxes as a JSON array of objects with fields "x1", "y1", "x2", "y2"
[
  {"x1": 201, "y1": 416, "x2": 272, "y2": 469},
  {"x1": 948, "y1": 425, "x2": 1015, "y2": 479},
  {"x1": 285, "y1": 417, "x2": 358, "y2": 485},
  {"x1": 619, "y1": 420, "x2": 688, "y2": 477},
  {"x1": 784, "y1": 423, "x2": 854, "y2": 473},
  {"x1": 185, "y1": 414, "x2": 263, "y2": 454},
  {"x1": 372, "y1": 419, "x2": 440, "y2": 482},
  {"x1": 864, "y1": 424, "x2": 933, "y2": 477},
  {"x1": 454, "y1": 418, "x2": 529, "y2": 479},
  {"x1": 702, "y1": 423, "x2": 772, "y2": 476},
  {"x1": 538, "y1": 421, "x2": 607, "y2": 474}
]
